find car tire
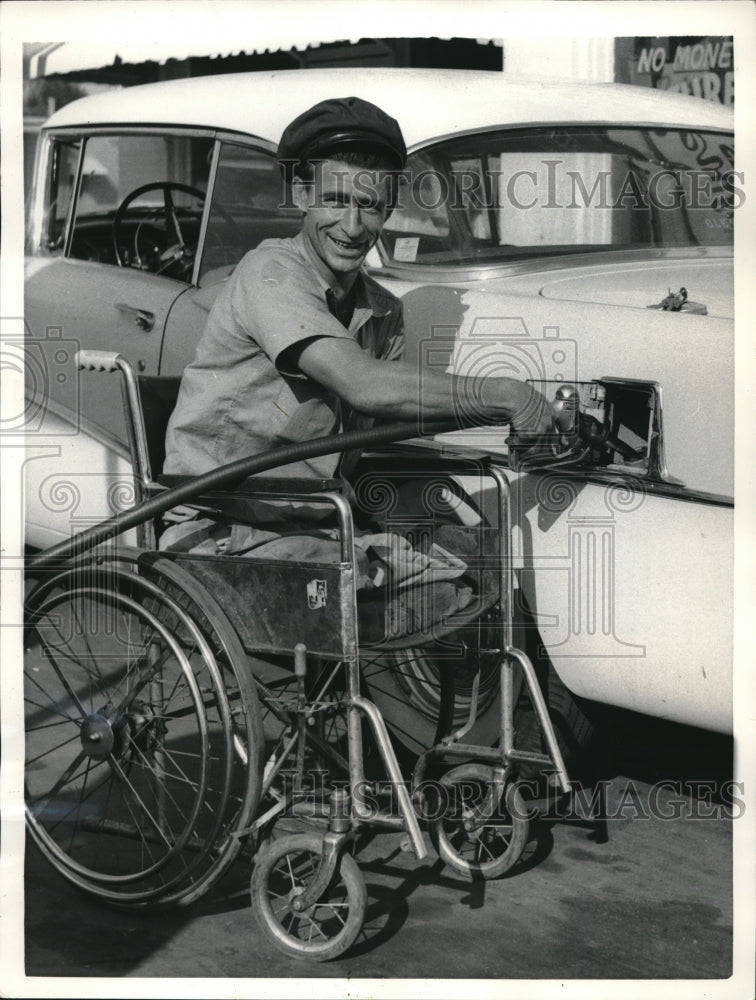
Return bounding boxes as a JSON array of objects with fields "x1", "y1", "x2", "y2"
[{"x1": 513, "y1": 659, "x2": 596, "y2": 797}]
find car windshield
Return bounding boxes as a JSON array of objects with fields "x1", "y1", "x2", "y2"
[{"x1": 381, "y1": 127, "x2": 735, "y2": 267}]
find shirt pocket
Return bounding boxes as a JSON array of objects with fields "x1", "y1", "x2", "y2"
[{"x1": 275, "y1": 395, "x2": 340, "y2": 444}]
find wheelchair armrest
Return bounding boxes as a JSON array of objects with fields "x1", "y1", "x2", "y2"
[{"x1": 158, "y1": 474, "x2": 343, "y2": 495}]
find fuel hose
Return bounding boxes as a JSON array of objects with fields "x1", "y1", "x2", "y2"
[{"x1": 27, "y1": 419, "x2": 468, "y2": 571}]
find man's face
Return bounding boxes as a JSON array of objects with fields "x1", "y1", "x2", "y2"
[{"x1": 293, "y1": 159, "x2": 392, "y2": 282}]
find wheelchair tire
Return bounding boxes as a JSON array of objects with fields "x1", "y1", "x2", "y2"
[
  {"x1": 131, "y1": 551, "x2": 265, "y2": 904},
  {"x1": 24, "y1": 550, "x2": 263, "y2": 907},
  {"x1": 429, "y1": 763, "x2": 529, "y2": 879},
  {"x1": 251, "y1": 833, "x2": 366, "y2": 961}
]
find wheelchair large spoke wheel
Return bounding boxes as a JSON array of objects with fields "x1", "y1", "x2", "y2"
[
  {"x1": 130, "y1": 551, "x2": 265, "y2": 904},
  {"x1": 429, "y1": 763, "x2": 529, "y2": 879},
  {"x1": 25, "y1": 566, "x2": 217, "y2": 901},
  {"x1": 24, "y1": 551, "x2": 262, "y2": 906},
  {"x1": 251, "y1": 833, "x2": 366, "y2": 961}
]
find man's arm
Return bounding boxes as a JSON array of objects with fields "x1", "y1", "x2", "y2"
[{"x1": 295, "y1": 336, "x2": 554, "y2": 438}]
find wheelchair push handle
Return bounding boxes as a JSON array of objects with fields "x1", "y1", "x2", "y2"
[{"x1": 75, "y1": 350, "x2": 127, "y2": 373}]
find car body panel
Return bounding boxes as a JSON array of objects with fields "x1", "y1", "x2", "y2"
[
  {"x1": 23, "y1": 400, "x2": 138, "y2": 549},
  {"x1": 510, "y1": 473, "x2": 732, "y2": 733},
  {"x1": 159, "y1": 277, "x2": 229, "y2": 376},
  {"x1": 25, "y1": 256, "x2": 187, "y2": 440},
  {"x1": 474, "y1": 255, "x2": 734, "y2": 321},
  {"x1": 384, "y1": 272, "x2": 733, "y2": 499},
  {"x1": 450, "y1": 469, "x2": 732, "y2": 732}
]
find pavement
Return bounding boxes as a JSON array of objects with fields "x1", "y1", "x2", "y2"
[{"x1": 11, "y1": 708, "x2": 753, "y2": 997}]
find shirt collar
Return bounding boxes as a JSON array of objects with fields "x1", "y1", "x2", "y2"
[{"x1": 293, "y1": 232, "x2": 392, "y2": 319}]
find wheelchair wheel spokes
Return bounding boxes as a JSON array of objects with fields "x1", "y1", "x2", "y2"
[
  {"x1": 25, "y1": 572, "x2": 217, "y2": 900},
  {"x1": 359, "y1": 646, "x2": 455, "y2": 759},
  {"x1": 359, "y1": 622, "x2": 507, "y2": 759},
  {"x1": 251, "y1": 833, "x2": 366, "y2": 961},
  {"x1": 115, "y1": 552, "x2": 265, "y2": 905},
  {"x1": 254, "y1": 658, "x2": 350, "y2": 808},
  {"x1": 430, "y1": 763, "x2": 529, "y2": 880},
  {"x1": 24, "y1": 550, "x2": 268, "y2": 906}
]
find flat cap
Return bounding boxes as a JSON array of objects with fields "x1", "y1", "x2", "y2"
[{"x1": 278, "y1": 96, "x2": 407, "y2": 174}]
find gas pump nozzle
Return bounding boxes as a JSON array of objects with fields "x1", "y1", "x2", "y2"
[{"x1": 552, "y1": 384, "x2": 580, "y2": 437}]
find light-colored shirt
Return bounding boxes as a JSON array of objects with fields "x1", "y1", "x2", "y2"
[{"x1": 163, "y1": 233, "x2": 404, "y2": 490}]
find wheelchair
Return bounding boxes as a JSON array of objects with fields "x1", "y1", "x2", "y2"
[{"x1": 24, "y1": 350, "x2": 570, "y2": 961}]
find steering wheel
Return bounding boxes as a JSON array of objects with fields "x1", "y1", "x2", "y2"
[{"x1": 112, "y1": 181, "x2": 206, "y2": 278}]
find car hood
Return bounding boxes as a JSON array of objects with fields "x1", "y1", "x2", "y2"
[{"x1": 479, "y1": 255, "x2": 733, "y2": 321}]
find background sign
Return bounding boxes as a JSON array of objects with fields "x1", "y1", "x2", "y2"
[{"x1": 618, "y1": 36, "x2": 734, "y2": 105}]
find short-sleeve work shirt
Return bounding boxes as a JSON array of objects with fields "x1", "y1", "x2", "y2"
[{"x1": 163, "y1": 234, "x2": 404, "y2": 481}]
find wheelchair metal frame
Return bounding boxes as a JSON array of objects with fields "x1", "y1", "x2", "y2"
[{"x1": 23, "y1": 349, "x2": 570, "y2": 960}]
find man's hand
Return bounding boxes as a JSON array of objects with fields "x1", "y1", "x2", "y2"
[{"x1": 507, "y1": 381, "x2": 555, "y2": 440}]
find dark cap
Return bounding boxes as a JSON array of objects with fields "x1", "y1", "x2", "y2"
[{"x1": 278, "y1": 96, "x2": 407, "y2": 176}]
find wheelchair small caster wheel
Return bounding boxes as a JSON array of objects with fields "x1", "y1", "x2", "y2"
[
  {"x1": 429, "y1": 763, "x2": 529, "y2": 880},
  {"x1": 251, "y1": 833, "x2": 366, "y2": 960}
]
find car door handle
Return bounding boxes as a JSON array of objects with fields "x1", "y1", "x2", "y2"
[{"x1": 115, "y1": 302, "x2": 155, "y2": 332}]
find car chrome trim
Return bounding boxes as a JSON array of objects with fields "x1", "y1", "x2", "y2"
[
  {"x1": 42, "y1": 124, "x2": 279, "y2": 150},
  {"x1": 491, "y1": 458, "x2": 734, "y2": 508},
  {"x1": 370, "y1": 245, "x2": 733, "y2": 283},
  {"x1": 26, "y1": 132, "x2": 52, "y2": 251},
  {"x1": 212, "y1": 131, "x2": 278, "y2": 153},
  {"x1": 62, "y1": 138, "x2": 86, "y2": 259},
  {"x1": 41, "y1": 124, "x2": 221, "y2": 140},
  {"x1": 191, "y1": 138, "x2": 222, "y2": 288},
  {"x1": 406, "y1": 123, "x2": 733, "y2": 156},
  {"x1": 598, "y1": 376, "x2": 670, "y2": 482}
]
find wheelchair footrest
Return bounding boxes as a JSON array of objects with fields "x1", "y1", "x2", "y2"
[{"x1": 507, "y1": 749, "x2": 561, "y2": 767}]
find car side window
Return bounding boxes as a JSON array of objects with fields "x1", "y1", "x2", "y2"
[
  {"x1": 199, "y1": 141, "x2": 302, "y2": 284},
  {"x1": 381, "y1": 127, "x2": 735, "y2": 267},
  {"x1": 381, "y1": 150, "x2": 451, "y2": 260},
  {"x1": 56, "y1": 132, "x2": 214, "y2": 278}
]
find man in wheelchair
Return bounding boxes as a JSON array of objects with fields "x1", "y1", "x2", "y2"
[
  {"x1": 24, "y1": 98, "x2": 572, "y2": 959},
  {"x1": 160, "y1": 96, "x2": 551, "y2": 587}
]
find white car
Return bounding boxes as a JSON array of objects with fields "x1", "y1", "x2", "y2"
[{"x1": 23, "y1": 68, "x2": 735, "y2": 744}]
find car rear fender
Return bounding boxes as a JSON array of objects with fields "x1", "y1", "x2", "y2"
[{"x1": 23, "y1": 397, "x2": 138, "y2": 551}]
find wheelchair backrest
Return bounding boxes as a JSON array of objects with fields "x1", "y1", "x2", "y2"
[{"x1": 136, "y1": 375, "x2": 181, "y2": 479}]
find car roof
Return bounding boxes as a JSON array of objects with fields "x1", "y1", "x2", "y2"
[{"x1": 43, "y1": 68, "x2": 733, "y2": 147}]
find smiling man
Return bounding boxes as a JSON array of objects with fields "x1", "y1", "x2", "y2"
[{"x1": 163, "y1": 96, "x2": 552, "y2": 511}]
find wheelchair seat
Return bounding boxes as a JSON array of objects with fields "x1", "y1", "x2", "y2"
[{"x1": 129, "y1": 370, "x2": 500, "y2": 653}]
